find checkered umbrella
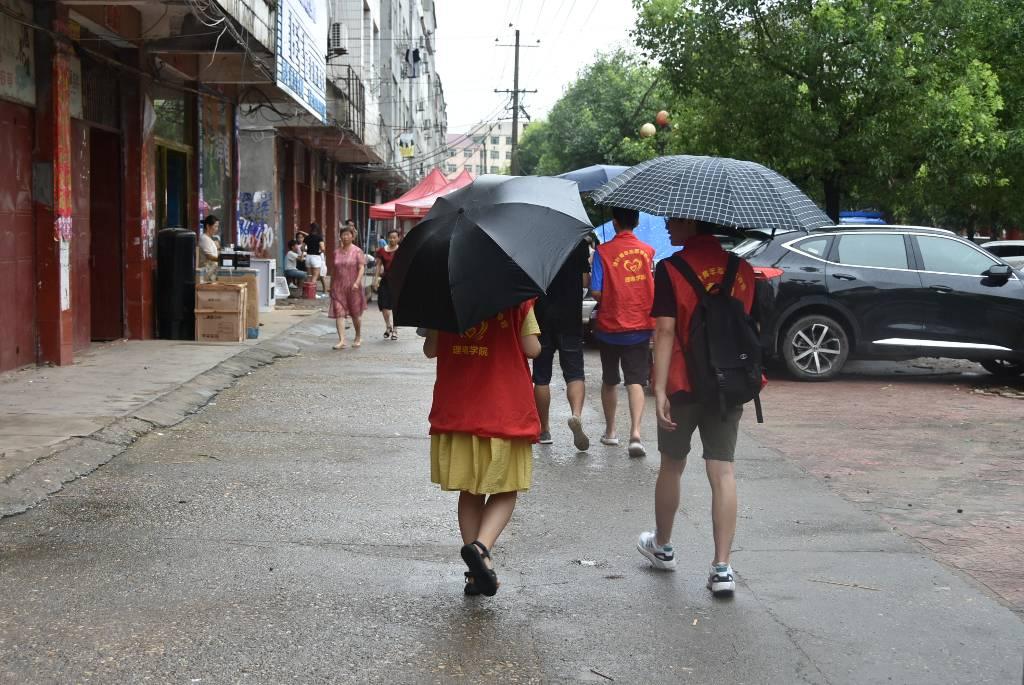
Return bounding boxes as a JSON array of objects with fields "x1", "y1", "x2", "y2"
[{"x1": 591, "y1": 155, "x2": 832, "y2": 233}]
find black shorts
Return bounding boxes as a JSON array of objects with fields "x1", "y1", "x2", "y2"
[
  {"x1": 377, "y1": 278, "x2": 393, "y2": 311},
  {"x1": 657, "y1": 403, "x2": 742, "y2": 462},
  {"x1": 598, "y1": 340, "x2": 650, "y2": 386},
  {"x1": 532, "y1": 330, "x2": 585, "y2": 385}
]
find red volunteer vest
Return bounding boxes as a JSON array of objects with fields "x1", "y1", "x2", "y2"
[
  {"x1": 429, "y1": 300, "x2": 541, "y2": 441},
  {"x1": 594, "y1": 231, "x2": 656, "y2": 333},
  {"x1": 662, "y1": 235, "x2": 756, "y2": 396}
]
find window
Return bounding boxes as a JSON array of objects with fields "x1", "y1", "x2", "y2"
[
  {"x1": 917, "y1": 236, "x2": 997, "y2": 275},
  {"x1": 463, "y1": 149, "x2": 473, "y2": 158},
  {"x1": 491, "y1": 136, "x2": 499, "y2": 145},
  {"x1": 836, "y1": 234, "x2": 908, "y2": 269},
  {"x1": 490, "y1": 165, "x2": 499, "y2": 173},
  {"x1": 505, "y1": 151, "x2": 512, "y2": 160},
  {"x1": 476, "y1": 165, "x2": 483, "y2": 174},
  {"x1": 506, "y1": 136, "x2": 513, "y2": 145},
  {"x1": 793, "y1": 236, "x2": 830, "y2": 258},
  {"x1": 446, "y1": 164, "x2": 457, "y2": 173},
  {"x1": 490, "y1": 150, "x2": 499, "y2": 159},
  {"x1": 472, "y1": 136, "x2": 483, "y2": 144},
  {"x1": 449, "y1": 148, "x2": 457, "y2": 157}
]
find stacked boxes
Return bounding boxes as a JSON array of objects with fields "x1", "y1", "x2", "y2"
[
  {"x1": 194, "y1": 283, "x2": 247, "y2": 343},
  {"x1": 216, "y1": 273, "x2": 261, "y2": 339}
]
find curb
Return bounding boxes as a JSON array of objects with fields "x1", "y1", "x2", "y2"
[{"x1": 0, "y1": 315, "x2": 330, "y2": 518}]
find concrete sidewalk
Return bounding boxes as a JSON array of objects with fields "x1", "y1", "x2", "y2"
[{"x1": 0, "y1": 307, "x2": 322, "y2": 516}]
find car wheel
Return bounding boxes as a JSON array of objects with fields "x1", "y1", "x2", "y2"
[
  {"x1": 781, "y1": 314, "x2": 849, "y2": 381},
  {"x1": 980, "y1": 358, "x2": 1024, "y2": 377}
]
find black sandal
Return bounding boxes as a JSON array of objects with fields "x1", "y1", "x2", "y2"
[
  {"x1": 390, "y1": 329, "x2": 398, "y2": 341},
  {"x1": 383, "y1": 328, "x2": 392, "y2": 339},
  {"x1": 460, "y1": 540, "x2": 499, "y2": 597},
  {"x1": 463, "y1": 571, "x2": 480, "y2": 596}
]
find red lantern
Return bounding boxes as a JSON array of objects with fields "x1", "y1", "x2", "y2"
[{"x1": 655, "y1": 110, "x2": 670, "y2": 127}]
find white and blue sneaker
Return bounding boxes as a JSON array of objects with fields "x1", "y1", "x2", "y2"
[
  {"x1": 707, "y1": 562, "x2": 736, "y2": 596},
  {"x1": 637, "y1": 531, "x2": 676, "y2": 570}
]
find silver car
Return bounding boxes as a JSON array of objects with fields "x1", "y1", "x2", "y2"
[{"x1": 981, "y1": 240, "x2": 1024, "y2": 270}]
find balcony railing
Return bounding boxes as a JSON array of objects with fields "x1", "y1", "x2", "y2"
[{"x1": 329, "y1": 64, "x2": 365, "y2": 142}]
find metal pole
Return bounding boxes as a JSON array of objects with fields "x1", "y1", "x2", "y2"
[{"x1": 510, "y1": 29, "x2": 520, "y2": 176}]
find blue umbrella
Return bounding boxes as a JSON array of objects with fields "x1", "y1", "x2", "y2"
[
  {"x1": 595, "y1": 212, "x2": 680, "y2": 263},
  {"x1": 556, "y1": 164, "x2": 629, "y2": 193}
]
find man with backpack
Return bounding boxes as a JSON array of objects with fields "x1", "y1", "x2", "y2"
[{"x1": 636, "y1": 218, "x2": 763, "y2": 597}]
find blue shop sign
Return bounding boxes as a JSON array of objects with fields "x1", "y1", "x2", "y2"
[{"x1": 275, "y1": 0, "x2": 327, "y2": 121}]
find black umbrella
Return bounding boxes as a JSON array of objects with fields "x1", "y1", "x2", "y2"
[
  {"x1": 591, "y1": 155, "x2": 832, "y2": 233},
  {"x1": 388, "y1": 175, "x2": 593, "y2": 333}
]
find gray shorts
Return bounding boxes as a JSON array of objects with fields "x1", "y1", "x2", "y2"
[{"x1": 657, "y1": 403, "x2": 743, "y2": 462}]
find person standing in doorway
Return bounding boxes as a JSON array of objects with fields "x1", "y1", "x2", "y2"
[
  {"x1": 373, "y1": 229, "x2": 401, "y2": 340},
  {"x1": 532, "y1": 238, "x2": 591, "y2": 450},
  {"x1": 304, "y1": 223, "x2": 327, "y2": 296},
  {"x1": 423, "y1": 300, "x2": 542, "y2": 597},
  {"x1": 591, "y1": 207, "x2": 655, "y2": 458},
  {"x1": 328, "y1": 225, "x2": 366, "y2": 349},
  {"x1": 636, "y1": 218, "x2": 756, "y2": 598},
  {"x1": 196, "y1": 214, "x2": 220, "y2": 283}
]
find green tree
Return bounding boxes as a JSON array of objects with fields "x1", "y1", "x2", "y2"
[
  {"x1": 633, "y1": 0, "x2": 1009, "y2": 224},
  {"x1": 517, "y1": 50, "x2": 673, "y2": 176}
]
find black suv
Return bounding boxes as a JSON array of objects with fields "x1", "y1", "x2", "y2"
[{"x1": 733, "y1": 225, "x2": 1024, "y2": 380}]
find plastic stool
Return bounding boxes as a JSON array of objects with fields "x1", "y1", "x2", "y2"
[{"x1": 302, "y1": 281, "x2": 317, "y2": 299}]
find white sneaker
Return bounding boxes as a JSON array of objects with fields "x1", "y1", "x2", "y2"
[
  {"x1": 707, "y1": 562, "x2": 736, "y2": 596},
  {"x1": 637, "y1": 530, "x2": 676, "y2": 570}
]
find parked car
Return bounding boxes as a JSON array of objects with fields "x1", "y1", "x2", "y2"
[
  {"x1": 736, "y1": 224, "x2": 1024, "y2": 380},
  {"x1": 981, "y1": 240, "x2": 1024, "y2": 270}
]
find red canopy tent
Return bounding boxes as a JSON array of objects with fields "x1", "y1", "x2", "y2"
[
  {"x1": 369, "y1": 168, "x2": 450, "y2": 220},
  {"x1": 393, "y1": 169, "x2": 475, "y2": 220}
]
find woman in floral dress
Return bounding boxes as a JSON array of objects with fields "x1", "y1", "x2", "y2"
[{"x1": 329, "y1": 225, "x2": 367, "y2": 349}]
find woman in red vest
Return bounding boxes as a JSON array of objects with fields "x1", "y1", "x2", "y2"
[{"x1": 423, "y1": 300, "x2": 542, "y2": 597}]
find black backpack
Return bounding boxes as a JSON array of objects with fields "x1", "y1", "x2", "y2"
[{"x1": 667, "y1": 253, "x2": 764, "y2": 423}]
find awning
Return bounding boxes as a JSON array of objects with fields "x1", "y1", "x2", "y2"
[
  {"x1": 369, "y1": 168, "x2": 450, "y2": 220},
  {"x1": 393, "y1": 169, "x2": 475, "y2": 219}
]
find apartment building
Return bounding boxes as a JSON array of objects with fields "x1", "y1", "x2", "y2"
[{"x1": 443, "y1": 120, "x2": 526, "y2": 178}]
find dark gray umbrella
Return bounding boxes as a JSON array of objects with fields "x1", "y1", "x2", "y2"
[
  {"x1": 591, "y1": 155, "x2": 832, "y2": 232},
  {"x1": 388, "y1": 175, "x2": 593, "y2": 333}
]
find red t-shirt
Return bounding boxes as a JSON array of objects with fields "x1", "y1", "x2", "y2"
[
  {"x1": 651, "y1": 234, "x2": 755, "y2": 401},
  {"x1": 375, "y1": 246, "x2": 398, "y2": 276}
]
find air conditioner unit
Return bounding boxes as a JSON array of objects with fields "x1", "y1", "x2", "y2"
[{"x1": 328, "y1": 22, "x2": 349, "y2": 55}]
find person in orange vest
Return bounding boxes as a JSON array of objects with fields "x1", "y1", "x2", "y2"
[
  {"x1": 423, "y1": 301, "x2": 542, "y2": 597},
  {"x1": 591, "y1": 207, "x2": 656, "y2": 458},
  {"x1": 637, "y1": 218, "x2": 756, "y2": 598}
]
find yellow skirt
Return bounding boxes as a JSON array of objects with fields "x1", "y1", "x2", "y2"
[{"x1": 430, "y1": 432, "x2": 533, "y2": 494}]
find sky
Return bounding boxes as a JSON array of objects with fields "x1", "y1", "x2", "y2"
[{"x1": 433, "y1": 0, "x2": 639, "y2": 134}]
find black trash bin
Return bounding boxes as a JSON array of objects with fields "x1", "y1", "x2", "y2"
[{"x1": 156, "y1": 227, "x2": 196, "y2": 340}]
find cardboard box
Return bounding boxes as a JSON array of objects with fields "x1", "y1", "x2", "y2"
[
  {"x1": 195, "y1": 282, "x2": 246, "y2": 311},
  {"x1": 216, "y1": 274, "x2": 260, "y2": 335},
  {"x1": 195, "y1": 308, "x2": 246, "y2": 343}
]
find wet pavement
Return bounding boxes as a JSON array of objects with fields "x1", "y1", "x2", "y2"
[{"x1": 0, "y1": 315, "x2": 1022, "y2": 683}]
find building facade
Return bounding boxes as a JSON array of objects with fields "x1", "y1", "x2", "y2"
[
  {"x1": 443, "y1": 120, "x2": 525, "y2": 178},
  {"x1": 0, "y1": 0, "x2": 445, "y2": 373}
]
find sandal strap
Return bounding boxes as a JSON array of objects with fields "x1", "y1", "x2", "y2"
[{"x1": 472, "y1": 540, "x2": 491, "y2": 559}]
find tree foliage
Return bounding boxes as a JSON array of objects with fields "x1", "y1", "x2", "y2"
[
  {"x1": 517, "y1": 50, "x2": 673, "y2": 176},
  {"x1": 632, "y1": 0, "x2": 1019, "y2": 226}
]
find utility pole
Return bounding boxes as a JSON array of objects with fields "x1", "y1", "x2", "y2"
[{"x1": 495, "y1": 28, "x2": 538, "y2": 176}]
